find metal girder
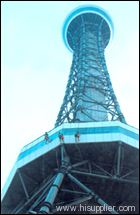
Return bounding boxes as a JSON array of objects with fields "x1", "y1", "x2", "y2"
[
  {"x1": 19, "y1": 170, "x2": 38, "y2": 185},
  {"x1": 70, "y1": 169, "x2": 139, "y2": 184},
  {"x1": 109, "y1": 147, "x2": 118, "y2": 175},
  {"x1": 11, "y1": 198, "x2": 25, "y2": 214},
  {"x1": 116, "y1": 141, "x2": 122, "y2": 177},
  {"x1": 9, "y1": 143, "x2": 138, "y2": 214},
  {"x1": 27, "y1": 180, "x2": 53, "y2": 213},
  {"x1": 121, "y1": 145, "x2": 139, "y2": 168},
  {"x1": 60, "y1": 189, "x2": 89, "y2": 196},
  {"x1": 17, "y1": 169, "x2": 29, "y2": 199},
  {"x1": 92, "y1": 162, "x2": 113, "y2": 177},
  {"x1": 14, "y1": 175, "x2": 56, "y2": 214},
  {"x1": 120, "y1": 170, "x2": 136, "y2": 179},
  {"x1": 88, "y1": 161, "x2": 91, "y2": 173},
  {"x1": 97, "y1": 28, "x2": 126, "y2": 124},
  {"x1": 61, "y1": 145, "x2": 64, "y2": 161},
  {"x1": 67, "y1": 173, "x2": 119, "y2": 214},
  {"x1": 38, "y1": 147, "x2": 70, "y2": 214},
  {"x1": 55, "y1": 148, "x2": 60, "y2": 168},
  {"x1": 28, "y1": 210, "x2": 37, "y2": 214},
  {"x1": 68, "y1": 160, "x2": 89, "y2": 170},
  {"x1": 53, "y1": 195, "x2": 91, "y2": 207},
  {"x1": 52, "y1": 195, "x2": 93, "y2": 213}
]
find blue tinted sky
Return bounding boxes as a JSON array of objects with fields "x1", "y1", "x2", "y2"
[{"x1": 1, "y1": 1, "x2": 139, "y2": 189}]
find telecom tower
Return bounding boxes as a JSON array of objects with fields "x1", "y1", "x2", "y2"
[{"x1": 1, "y1": 5, "x2": 139, "y2": 215}]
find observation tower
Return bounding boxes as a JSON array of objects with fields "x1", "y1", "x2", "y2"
[
  {"x1": 1, "y1": 5, "x2": 139, "y2": 215},
  {"x1": 55, "y1": 5, "x2": 126, "y2": 127}
]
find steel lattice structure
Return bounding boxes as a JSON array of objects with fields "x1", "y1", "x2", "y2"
[
  {"x1": 1, "y1": 5, "x2": 139, "y2": 215},
  {"x1": 55, "y1": 5, "x2": 126, "y2": 127}
]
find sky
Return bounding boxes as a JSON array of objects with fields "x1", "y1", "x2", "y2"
[{"x1": 1, "y1": 1, "x2": 139, "y2": 190}]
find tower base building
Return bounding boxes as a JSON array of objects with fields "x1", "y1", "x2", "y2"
[{"x1": 1, "y1": 122, "x2": 139, "y2": 214}]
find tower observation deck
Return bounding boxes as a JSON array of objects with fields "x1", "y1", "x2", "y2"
[
  {"x1": 55, "y1": 5, "x2": 126, "y2": 127},
  {"x1": 1, "y1": 5, "x2": 139, "y2": 215}
]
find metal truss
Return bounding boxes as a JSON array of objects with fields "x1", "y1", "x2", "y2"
[
  {"x1": 55, "y1": 16, "x2": 126, "y2": 127},
  {"x1": 11, "y1": 142, "x2": 138, "y2": 214},
  {"x1": 38, "y1": 144, "x2": 119, "y2": 214}
]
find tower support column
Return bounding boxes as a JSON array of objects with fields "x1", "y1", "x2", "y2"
[
  {"x1": 116, "y1": 141, "x2": 122, "y2": 177},
  {"x1": 38, "y1": 149, "x2": 70, "y2": 214}
]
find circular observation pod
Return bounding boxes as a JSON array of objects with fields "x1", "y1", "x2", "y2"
[{"x1": 62, "y1": 4, "x2": 114, "y2": 53}]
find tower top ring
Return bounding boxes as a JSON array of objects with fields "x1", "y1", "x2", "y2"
[{"x1": 62, "y1": 4, "x2": 114, "y2": 53}]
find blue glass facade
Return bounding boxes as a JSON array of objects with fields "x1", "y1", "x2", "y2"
[{"x1": 18, "y1": 124, "x2": 139, "y2": 161}]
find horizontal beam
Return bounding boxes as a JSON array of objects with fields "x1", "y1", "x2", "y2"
[
  {"x1": 68, "y1": 160, "x2": 89, "y2": 170},
  {"x1": 60, "y1": 189, "x2": 89, "y2": 196},
  {"x1": 70, "y1": 170, "x2": 139, "y2": 184}
]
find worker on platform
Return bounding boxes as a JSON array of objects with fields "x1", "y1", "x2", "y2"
[
  {"x1": 58, "y1": 132, "x2": 65, "y2": 144},
  {"x1": 45, "y1": 132, "x2": 50, "y2": 144},
  {"x1": 75, "y1": 131, "x2": 80, "y2": 142}
]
